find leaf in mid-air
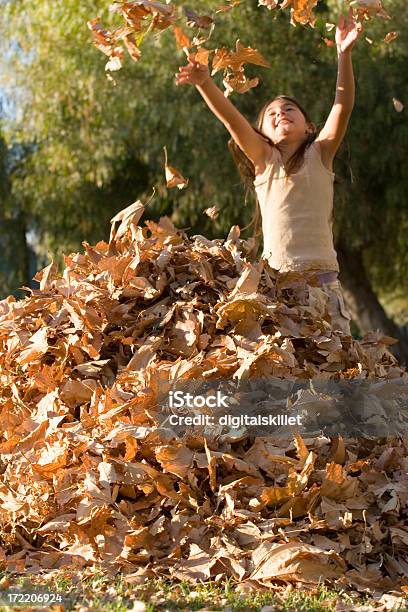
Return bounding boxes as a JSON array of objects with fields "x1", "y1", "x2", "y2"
[
  {"x1": 163, "y1": 147, "x2": 189, "y2": 189},
  {"x1": 183, "y1": 7, "x2": 214, "y2": 29},
  {"x1": 392, "y1": 98, "x2": 404, "y2": 113},
  {"x1": 172, "y1": 25, "x2": 191, "y2": 50}
]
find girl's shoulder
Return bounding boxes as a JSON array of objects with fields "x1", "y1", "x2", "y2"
[
  {"x1": 311, "y1": 139, "x2": 334, "y2": 173},
  {"x1": 253, "y1": 143, "x2": 278, "y2": 180}
]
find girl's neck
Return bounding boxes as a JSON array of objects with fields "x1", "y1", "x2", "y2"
[{"x1": 276, "y1": 140, "x2": 305, "y2": 162}]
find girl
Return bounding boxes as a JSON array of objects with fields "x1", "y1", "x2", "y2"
[{"x1": 175, "y1": 8, "x2": 362, "y2": 335}]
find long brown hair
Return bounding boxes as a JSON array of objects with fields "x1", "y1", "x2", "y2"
[{"x1": 228, "y1": 95, "x2": 317, "y2": 241}]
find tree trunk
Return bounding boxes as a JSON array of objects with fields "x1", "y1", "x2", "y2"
[
  {"x1": 0, "y1": 211, "x2": 31, "y2": 300},
  {"x1": 336, "y1": 240, "x2": 408, "y2": 367}
]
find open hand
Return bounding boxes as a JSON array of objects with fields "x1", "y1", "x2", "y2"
[
  {"x1": 336, "y1": 7, "x2": 363, "y2": 54},
  {"x1": 175, "y1": 55, "x2": 210, "y2": 87}
]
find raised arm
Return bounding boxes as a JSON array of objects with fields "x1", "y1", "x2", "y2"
[
  {"x1": 176, "y1": 57, "x2": 270, "y2": 171},
  {"x1": 316, "y1": 7, "x2": 362, "y2": 169}
]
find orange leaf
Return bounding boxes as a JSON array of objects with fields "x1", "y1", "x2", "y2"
[
  {"x1": 384, "y1": 31, "x2": 398, "y2": 44},
  {"x1": 223, "y1": 70, "x2": 259, "y2": 97},
  {"x1": 172, "y1": 25, "x2": 191, "y2": 50},
  {"x1": 192, "y1": 48, "x2": 211, "y2": 66}
]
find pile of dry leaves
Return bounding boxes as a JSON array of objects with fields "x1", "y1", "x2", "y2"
[{"x1": 0, "y1": 202, "x2": 407, "y2": 600}]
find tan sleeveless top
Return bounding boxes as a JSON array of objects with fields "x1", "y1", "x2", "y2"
[{"x1": 253, "y1": 141, "x2": 340, "y2": 273}]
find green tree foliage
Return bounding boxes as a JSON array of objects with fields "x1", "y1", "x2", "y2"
[
  {"x1": 327, "y1": 0, "x2": 408, "y2": 293},
  {"x1": 0, "y1": 0, "x2": 407, "y2": 296}
]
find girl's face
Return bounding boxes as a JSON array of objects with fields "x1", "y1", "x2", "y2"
[{"x1": 261, "y1": 99, "x2": 311, "y2": 144}]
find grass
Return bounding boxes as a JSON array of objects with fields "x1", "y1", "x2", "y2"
[{"x1": 1, "y1": 571, "x2": 407, "y2": 611}]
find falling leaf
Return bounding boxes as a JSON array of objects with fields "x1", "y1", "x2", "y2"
[
  {"x1": 191, "y1": 48, "x2": 211, "y2": 65},
  {"x1": 89, "y1": 1, "x2": 177, "y2": 70},
  {"x1": 210, "y1": 40, "x2": 268, "y2": 96},
  {"x1": 172, "y1": 25, "x2": 191, "y2": 50},
  {"x1": 290, "y1": 0, "x2": 319, "y2": 26},
  {"x1": 215, "y1": 0, "x2": 241, "y2": 13},
  {"x1": 105, "y1": 52, "x2": 123, "y2": 72},
  {"x1": 350, "y1": 0, "x2": 391, "y2": 21},
  {"x1": 392, "y1": 98, "x2": 404, "y2": 112},
  {"x1": 204, "y1": 206, "x2": 219, "y2": 219},
  {"x1": 383, "y1": 31, "x2": 398, "y2": 44},
  {"x1": 123, "y1": 34, "x2": 141, "y2": 61},
  {"x1": 258, "y1": 0, "x2": 279, "y2": 9},
  {"x1": 223, "y1": 69, "x2": 259, "y2": 96},
  {"x1": 87, "y1": 18, "x2": 115, "y2": 56},
  {"x1": 257, "y1": 0, "x2": 324, "y2": 25},
  {"x1": 183, "y1": 7, "x2": 214, "y2": 29},
  {"x1": 112, "y1": 0, "x2": 175, "y2": 31},
  {"x1": 163, "y1": 146, "x2": 189, "y2": 189},
  {"x1": 212, "y1": 39, "x2": 269, "y2": 75}
]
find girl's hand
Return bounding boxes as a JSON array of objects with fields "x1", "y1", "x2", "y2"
[
  {"x1": 175, "y1": 55, "x2": 211, "y2": 87},
  {"x1": 336, "y1": 7, "x2": 363, "y2": 54}
]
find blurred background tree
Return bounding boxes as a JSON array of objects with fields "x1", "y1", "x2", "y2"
[{"x1": 0, "y1": 0, "x2": 407, "y2": 360}]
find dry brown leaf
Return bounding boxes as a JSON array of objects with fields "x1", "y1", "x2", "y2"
[
  {"x1": 258, "y1": 0, "x2": 279, "y2": 9},
  {"x1": 183, "y1": 7, "x2": 214, "y2": 29},
  {"x1": 204, "y1": 206, "x2": 219, "y2": 219},
  {"x1": 89, "y1": 1, "x2": 176, "y2": 70},
  {"x1": 87, "y1": 18, "x2": 115, "y2": 56},
  {"x1": 163, "y1": 147, "x2": 189, "y2": 189},
  {"x1": 392, "y1": 97, "x2": 404, "y2": 112},
  {"x1": 123, "y1": 34, "x2": 141, "y2": 61},
  {"x1": 212, "y1": 39, "x2": 269, "y2": 75},
  {"x1": 384, "y1": 31, "x2": 398, "y2": 44},
  {"x1": 215, "y1": 0, "x2": 241, "y2": 13},
  {"x1": 250, "y1": 541, "x2": 346, "y2": 583},
  {"x1": 351, "y1": 0, "x2": 391, "y2": 21},
  {"x1": 290, "y1": 0, "x2": 319, "y2": 26},
  {"x1": 223, "y1": 70, "x2": 259, "y2": 97},
  {"x1": 191, "y1": 48, "x2": 211, "y2": 65}
]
